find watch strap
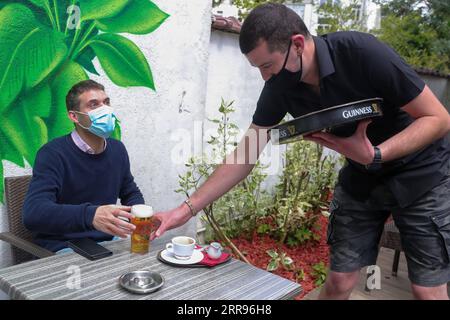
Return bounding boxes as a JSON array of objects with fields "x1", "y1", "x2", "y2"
[{"x1": 373, "y1": 146, "x2": 382, "y2": 164}]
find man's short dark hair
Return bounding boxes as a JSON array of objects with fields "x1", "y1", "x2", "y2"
[
  {"x1": 239, "y1": 3, "x2": 311, "y2": 55},
  {"x1": 66, "y1": 80, "x2": 105, "y2": 111}
]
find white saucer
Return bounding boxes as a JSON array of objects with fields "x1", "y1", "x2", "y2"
[{"x1": 160, "y1": 249, "x2": 204, "y2": 265}]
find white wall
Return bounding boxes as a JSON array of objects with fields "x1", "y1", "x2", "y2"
[
  {"x1": 205, "y1": 30, "x2": 285, "y2": 191},
  {"x1": 212, "y1": 0, "x2": 239, "y2": 17},
  {"x1": 205, "y1": 31, "x2": 263, "y2": 138},
  {"x1": 0, "y1": 0, "x2": 212, "y2": 268},
  {"x1": 365, "y1": 1, "x2": 381, "y2": 30}
]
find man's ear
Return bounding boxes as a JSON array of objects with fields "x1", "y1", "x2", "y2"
[
  {"x1": 67, "y1": 111, "x2": 78, "y2": 124},
  {"x1": 291, "y1": 34, "x2": 305, "y2": 54}
]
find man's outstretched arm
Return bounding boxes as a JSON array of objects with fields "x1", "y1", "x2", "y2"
[{"x1": 151, "y1": 123, "x2": 271, "y2": 239}]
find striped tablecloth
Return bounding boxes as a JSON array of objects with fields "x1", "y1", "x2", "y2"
[{"x1": 0, "y1": 238, "x2": 301, "y2": 300}]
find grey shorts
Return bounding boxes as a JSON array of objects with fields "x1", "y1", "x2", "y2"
[{"x1": 327, "y1": 172, "x2": 450, "y2": 287}]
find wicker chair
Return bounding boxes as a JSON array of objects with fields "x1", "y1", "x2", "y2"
[
  {"x1": 379, "y1": 220, "x2": 402, "y2": 276},
  {"x1": 0, "y1": 175, "x2": 54, "y2": 265}
]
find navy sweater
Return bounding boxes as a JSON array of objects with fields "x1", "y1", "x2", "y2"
[{"x1": 23, "y1": 134, "x2": 145, "y2": 252}]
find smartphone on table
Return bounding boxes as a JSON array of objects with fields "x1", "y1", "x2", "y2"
[{"x1": 67, "y1": 238, "x2": 113, "y2": 260}]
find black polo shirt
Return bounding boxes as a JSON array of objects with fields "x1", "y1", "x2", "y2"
[{"x1": 253, "y1": 31, "x2": 450, "y2": 207}]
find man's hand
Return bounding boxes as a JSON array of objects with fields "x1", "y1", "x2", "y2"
[
  {"x1": 150, "y1": 204, "x2": 192, "y2": 240},
  {"x1": 304, "y1": 120, "x2": 375, "y2": 165},
  {"x1": 92, "y1": 205, "x2": 136, "y2": 238}
]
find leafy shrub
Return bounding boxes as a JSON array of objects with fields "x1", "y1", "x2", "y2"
[
  {"x1": 177, "y1": 99, "x2": 342, "y2": 255},
  {"x1": 311, "y1": 261, "x2": 328, "y2": 286},
  {"x1": 265, "y1": 139, "x2": 342, "y2": 245},
  {"x1": 266, "y1": 250, "x2": 294, "y2": 272},
  {"x1": 176, "y1": 99, "x2": 271, "y2": 262}
]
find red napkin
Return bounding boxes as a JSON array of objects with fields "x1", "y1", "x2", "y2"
[
  {"x1": 195, "y1": 245, "x2": 230, "y2": 267},
  {"x1": 199, "y1": 251, "x2": 230, "y2": 267}
]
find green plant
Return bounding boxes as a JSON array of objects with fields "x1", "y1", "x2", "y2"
[
  {"x1": 373, "y1": 0, "x2": 450, "y2": 73},
  {"x1": 176, "y1": 99, "x2": 271, "y2": 262},
  {"x1": 374, "y1": 13, "x2": 449, "y2": 73},
  {"x1": 270, "y1": 139, "x2": 342, "y2": 245},
  {"x1": 256, "y1": 223, "x2": 271, "y2": 235},
  {"x1": 212, "y1": 160, "x2": 270, "y2": 240},
  {"x1": 316, "y1": 0, "x2": 367, "y2": 35},
  {"x1": 232, "y1": 0, "x2": 302, "y2": 21},
  {"x1": 311, "y1": 261, "x2": 328, "y2": 286},
  {"x1": 286, "y1": 225, "x2": 320, "y2": 247},
  {"x1": 294, "y1": 267, "x2": 305, "y2": 282},
  {"x1": 212, "y1": 0, "x2": 226, "y2": 7},
  {"x1": 0, "y1": 0, "x2": 169, "y2": 200},
  {"x1": 266, "y1": 249, "x2": 294, "y2": 272}
]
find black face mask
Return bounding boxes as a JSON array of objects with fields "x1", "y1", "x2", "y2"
[{"x1": 266, "y1": 39, "x2": 303, "y2": 91}]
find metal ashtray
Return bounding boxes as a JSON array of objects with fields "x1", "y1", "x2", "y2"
[{"x1": 119, "y1": 270, "x2": 164, "y2": 294}]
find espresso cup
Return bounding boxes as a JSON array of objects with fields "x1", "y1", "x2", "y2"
[{"x1": 166, "y1": 236, "x2": 196, "y2": 260}]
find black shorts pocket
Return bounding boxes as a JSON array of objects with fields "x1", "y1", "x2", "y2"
[
  {"x1": 327, "y1": 199, "x2": 339, "y2": 244},
  {"x1": 431, "y1": 211, "x2": 450, "y2": 263}
]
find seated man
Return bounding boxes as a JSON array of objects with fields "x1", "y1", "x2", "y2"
[{"x1": 23, "y1": 80, "x2": 143, "y2": 252}]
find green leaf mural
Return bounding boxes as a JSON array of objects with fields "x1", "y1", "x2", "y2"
[
  {"x1": 0, "y1": 3, "x2": 68, "y2": 112},
  {"x1": 0, "y1": 0, "x2": 169, "y2": 201},
  {"x1": 47, "y1": 60, "x2": 88, "y2": 140},
  {"x1": 0, "y1": 162, "x2": 2, "y2": 199},
  {"x1": 78, "y1": 0, "x2": 130, "y2": 21},
  {"x1": 96, "y1": 0, "x2": 169, "y2": 35},
  {"x1": 76, "y1": 46, "x2": 100, "y2": 75},
  {"x1": 5, "y1": 84, "x2": 51, "y2": 166},
  {"x1": 89, "y1": 33, "x2": 154, "y2": 89}
]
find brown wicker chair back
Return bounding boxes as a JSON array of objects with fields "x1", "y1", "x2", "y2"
[{"x1": 4, "y1": 175, "x2": 36, "y2": 264}]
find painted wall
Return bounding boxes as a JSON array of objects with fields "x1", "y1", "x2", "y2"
[{"x1": 0, "y1": 0, "x2": 212, "y2": 268}]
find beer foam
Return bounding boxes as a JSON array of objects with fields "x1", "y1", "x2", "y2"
[{"x1": 131, "y1": 204, "x2": 153, "y2": 218}]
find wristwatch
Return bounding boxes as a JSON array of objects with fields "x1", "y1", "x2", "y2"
[{"x1": 365, "y1": 146, "x2": 382, "y2": 170}]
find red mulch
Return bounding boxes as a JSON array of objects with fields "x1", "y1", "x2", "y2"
[{"x1": 229, "y1": 214, "x2": 330, "y2": 300}]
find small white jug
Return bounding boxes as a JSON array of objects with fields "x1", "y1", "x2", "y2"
[{"x1": 206, "y1": 242, "x2": 223, "y2": 260}]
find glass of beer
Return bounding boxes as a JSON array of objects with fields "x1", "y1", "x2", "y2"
[{"x1": 130, "y1": 205, "x2": 154, "y2": 254}]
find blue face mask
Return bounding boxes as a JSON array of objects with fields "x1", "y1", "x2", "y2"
[{"x1": 75, "y1": 106, "x2": 117, "y2": 138}]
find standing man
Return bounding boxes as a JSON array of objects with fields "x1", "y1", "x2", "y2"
[
  {"x1": 153, "y1": 3, "x2": 450, "y2": 299},
  {"x1": 23, "y1": 80, "x2": 143, "y2": 252}
]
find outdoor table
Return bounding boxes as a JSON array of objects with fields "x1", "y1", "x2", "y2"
[{"x1": 0, "y1": 238, "x2": 301, "y2": 300}]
